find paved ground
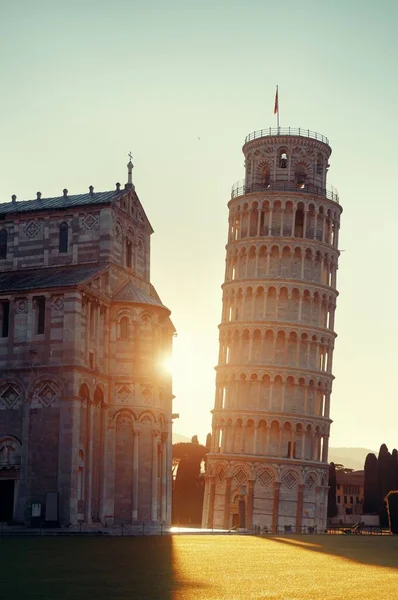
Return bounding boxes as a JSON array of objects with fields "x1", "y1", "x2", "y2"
[{"x1": 1, "y1": 534, "x2": 398, "y2": 599}]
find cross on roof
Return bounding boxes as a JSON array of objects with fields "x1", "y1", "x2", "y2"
[{"x1": 128, "y1": 152, "x2": 133, "y2": 162}]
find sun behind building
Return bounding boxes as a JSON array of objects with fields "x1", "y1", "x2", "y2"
[{"x1": 0, "y1": 159, "x2": 174, "y2": 527}]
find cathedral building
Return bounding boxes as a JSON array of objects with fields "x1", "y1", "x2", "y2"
[
  {"x1": 202, "y1": 127, "x2": 342, "y2": 532},
  {"x1": 0, "y1": 160, "x2": 174, "y2": 527}
]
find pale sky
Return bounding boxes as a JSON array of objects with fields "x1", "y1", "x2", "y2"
[{"x1": 1, "y1": 1, "x2": 397, "y2": 451}]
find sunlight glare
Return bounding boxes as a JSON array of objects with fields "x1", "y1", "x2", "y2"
[{"x1": 162, "y1": 356, "x2": 174, "y2": 375}]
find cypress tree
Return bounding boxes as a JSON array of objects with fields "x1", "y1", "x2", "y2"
[
  {"x1": 172, "y1": 441, "x2": 207, "y2": 525},
  {"x1": 327, "y1": 462, "x2": 338, "y2": 518},
  {"x1": 363, "y1": 453, "x2": 379, "y2": 514},
  {"x1": 378, "y1": 444, "x2": 394, "y2": 528}
]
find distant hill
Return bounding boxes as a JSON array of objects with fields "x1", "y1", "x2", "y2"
[
  {"x1": 173, "y1": 432, "x2": 192, "y2": 444},
  {"x1": 329, "y1": 447, "x2": 376, "y2": 471}
]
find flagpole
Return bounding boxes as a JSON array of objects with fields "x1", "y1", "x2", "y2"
[
  {"x1": 276, "y1": 86, "x2": 279, "y2": 130},
  {"x1": 277, "y1": 85, "x2": 280, "y2": 131},
  {"x1": 274, "y1": 85, "x2": 280, "y2": 132}
]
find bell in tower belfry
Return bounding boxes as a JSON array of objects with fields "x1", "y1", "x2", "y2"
[{"x1": 202, "y1": 126, "x2": 342, "y2": 533}]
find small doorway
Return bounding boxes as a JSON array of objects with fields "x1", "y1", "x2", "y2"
[
  {"x1": 0, "y1": 480, "x2": 15, "y2": 522},
  {"x1": 231, "y1": 512, "x2": 239, "y2": 528}
]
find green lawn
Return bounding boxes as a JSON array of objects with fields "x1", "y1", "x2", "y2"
[{"x1": 1, "y1": 534, "x2": 398, "y2": 599}]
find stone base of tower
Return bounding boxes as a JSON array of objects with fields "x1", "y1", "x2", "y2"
[{"x1": 202, "y1": 457, "x2": 329, "y2": 533}]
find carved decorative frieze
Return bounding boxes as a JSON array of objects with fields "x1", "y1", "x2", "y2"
[
  {"x1": 81, "y1": 213, "x2": 99, "y2": 230},
  {"x1": 116, "y1": 413, "x2": 133, "y2": 428},
  {"x1": 281, "y1": 470, "x2": 299, "y2": 489},
  {"x1": 257, "y1": 467, "x2": 275, "y2": 488},
  {"x1": 232, "y1": 467, "x2": 249, "y2": 485},
  {"x1": 0, "y1": 382, "x2": 23, "y2": 409},
  {"x1": 31, "y1": 380, "x2": 61, "y2": 408},
  {"x1": 24, "y1": 220, "x2": 40, "y2": 239},
  {"x1": 305, "y1": 472, "x2": 317, "y2": 491},
  {"x1": 15, "y1": 298, "x2": 28, "y2": 314},
  {"x1": 51, "y1": 295, "x2": 64, "y2": 310},
  {"x1": 116, "y1": 384, "x2": 135, "y2": 404}
]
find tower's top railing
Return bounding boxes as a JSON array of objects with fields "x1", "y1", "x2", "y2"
[
  {"x1": 245, "y1": 127, "x2": 329, "y2": 145},
  {"x1": 231, "y1": 179, "x2": 339, "y2": 203}
]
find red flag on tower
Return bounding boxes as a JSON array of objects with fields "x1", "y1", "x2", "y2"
[{"x1": 274, "y1": 86, "x2": 279, "y2": 115}]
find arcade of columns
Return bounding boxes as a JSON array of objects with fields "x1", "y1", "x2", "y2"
[{"x1": 202, "y1": 128, "x2": 343, "y2": 532}]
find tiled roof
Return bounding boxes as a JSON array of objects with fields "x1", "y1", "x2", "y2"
[
  {"x1": 113, "y1": 280, "x2": 169, "y2": 311},
  {"x1": 0, "y1": 264, "x2": 105, "y2": 293},
  {"x1": 0, "y1": 190, "x2": 123, "y2": 215}
]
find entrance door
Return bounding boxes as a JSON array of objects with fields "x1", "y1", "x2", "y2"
[{"x1": 0, "y1": 480, "x2": 15, "y2": 522}]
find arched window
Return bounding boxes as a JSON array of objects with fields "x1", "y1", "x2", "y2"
[
  {"x1": 59, "y1": 222, "x2": 68, "y2": 253},
  {"x1": 279, "y1": 151, "x2": 288, "y2": 168},
  {"x1": 126, "y1": 239, "x2": 133, "y2": 269},
  {"x1": 0, "y1": 229, "x2": 7, "y2": 259},
  {"x1": 120, "y1": 316, "x2": 129, "y2": 339}
]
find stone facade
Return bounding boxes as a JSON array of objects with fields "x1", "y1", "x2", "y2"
[
  {"x1": 335, "y1": 469, "x2": 364, "y2": 523},
  {"x1": 202, "y1": 128, "x2": 343, "y2": 532},
  {"x1": 0, "y1": 164, "x2": 174, "y2": 526}
]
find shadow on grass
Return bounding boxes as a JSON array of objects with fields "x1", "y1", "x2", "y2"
[
  {"x1": 265, "y1": 534, "x2": 398, "y2": 570},
  {"x1": 0, "y1": 536, "x2": 210, "y2": 600}
]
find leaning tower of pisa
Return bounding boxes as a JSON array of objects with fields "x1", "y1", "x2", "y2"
[{"x1": 202, "y1": 127, "x2": 342, "y2": 533}]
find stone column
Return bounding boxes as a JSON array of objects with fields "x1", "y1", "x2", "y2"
[
  {"x1": 296, "y1": 484, "x2": 305, "y2": 532},
  {"x1": 246, "y1": 479, "x2": 255, "y2": 530},
  {"x1": 58, "y1": 396, "x2": 81, "y2": 526},
  {"x1": 314, "y1": 486, "x2": 322, "y2": 530},
  {"x1": 272, "y1": 482, "x2": 280, "y2": 533},
  {"x1": 256, "y1": 210, "x2": 261, "y2": 236},
  {"x1": 220, "y1": 426, "x2": 226, "y2": 453},
  {"x1": 151, "y1": 430, "x2": 160, "y2": 521},
  {"x1": 241, "y1": 425, "x2": 246, "y2": 453},
  {"x1": 101, "y1": 416, "x2": 116, "y2": 526},
  {"x1": 86, "y1": 400, "x2": 94, "y2": 524},
  {"x1": 279, "y1": 208, "x2": 284, "y2": 236},
  {"x1": 207, "y1": 477, "x2": 216, "y2": 528},
  {"x1": 277, "y1": 429, "x2": 282, "y2": 457},
  {"x1": 213, "y1": 427, "x2": 220, "y2": 452},
  {"x1": 303, "y1": 210, "x2": 308, "y2": 238},
  {"x1": 253, "y1": 427, "x2": 258, "y2": 455},
  {"x1": 161, "y1": 433, "x2": 168, "y2": 522},
  {"x1": 301, "y1": 432, "x2": 306, "y2": 460},
  {"x1": 84, "y1": 300, "x2": 90, "y2": 363},
  {"x1": 16, "y1": 395, "x2": 32, "y2": 523},
  {"x1": 291, "y1": 209, "x2": 296, "y2": 237},
  {"x1": 166, "y1": 421, "x2": 173, "y2": 525},
  {"x1": 223, "y1": 477, "x2": 232, "y2": 529},
  {"x1": 268, "y1": 207, "x2": 273, "y2": 236},
  {"x1": 132, "y1": 428, "x2": 140, "y2": 521},
  {"x1": 322, "y1": 435, "x2": 329, "y2": 463},
  {"x1": 313, "y1": 214, "x2": 318, "y2": 240},
  {"x1": 290, "y1": 429, "x2": 295, "y2": 458},
  {"x1": 99, "y1": 402, "x2": 108, "y2": 522},
  {"x1": 95, "y1": 302, "x2": 101, "y2": 367},
  {"x1": 324, "y1": 391, "x2": 331, "y2": 419},
  {"x1": 202, "y1": 475, "x2": 210, "y2": 528}
]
